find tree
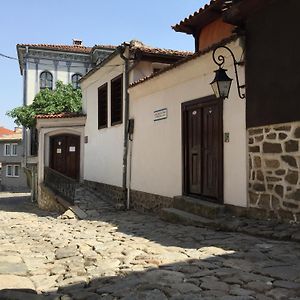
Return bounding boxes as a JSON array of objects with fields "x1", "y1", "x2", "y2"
[{"x1": 7, "y1": 81, "x2": 82, "y2": 128}]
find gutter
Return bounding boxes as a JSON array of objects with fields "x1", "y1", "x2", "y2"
[{"x1": 23, "y1": 46, "x2": 28, "y2": 166}]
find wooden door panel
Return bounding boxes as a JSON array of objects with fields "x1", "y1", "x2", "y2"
[
  {"x1": 187, "y1": 108, "x2": 202, "y2": 194},
  {"x1": 50, "y1": 134, "x2": 80, "y2": 180},
  {"x1": 182, "y1": 96, "x2": 223, "y2": 203}
]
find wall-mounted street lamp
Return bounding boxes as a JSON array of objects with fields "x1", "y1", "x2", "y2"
[{"x1": 210, "y1": 45, "x2": 245, "y2": 99}]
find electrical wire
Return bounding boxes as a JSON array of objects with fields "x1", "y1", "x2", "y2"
[{"x1": 0, "y1": 52, "x2": 18, "y2": 60}]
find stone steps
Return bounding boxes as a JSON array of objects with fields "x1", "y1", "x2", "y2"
[
  {"x1": 173, "y1": 195, "x2": 225, "y2": 219},
  {"x1": 160, "y1": 207, "x2": 217, "y2": 228}
]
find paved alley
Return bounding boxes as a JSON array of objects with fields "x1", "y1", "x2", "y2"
[{"x1": 0, "y1": 192, "x2": 300, "y2": 300}]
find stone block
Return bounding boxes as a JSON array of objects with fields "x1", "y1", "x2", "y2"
[
  {"x1": 255, "y1": 135, "x2": 264, "y2": 142},
  {"x1": 285, "y1": 140, "x2": 299, "y2": 152},
  {"x1": 249, "y1": 192, "x2": 259, "y2": 205},
  {"x1": 249, "y1": 146, "x2": 260, "y2": 153},
  {"x1": 249, "y1": 137, "x2": 254, "y2": 144},
  {"x1": 271, "y1": 196, "x2": 281, "y2": 210},
  {"x1": 274, "y1": 185, "x2": 284, "y2": 198},
  {"x1": 254, "y1": 156, "x2": 261, "y2": 168},
  {"x1": 266, "y1": 133, "x2": 276, "y2": 139},
  {"x1": 281, "y1": 155, "x2": 297, "y2": 168},
  {"x1": 279, "y1": 133, "x2": 288, "y2": 140},
  {"x1": 285, "y1": 170, "x2": 298, "y2": 185},
  {"x1": 275, "y1": 169, "x2": 286, "y2": 176},
  {"x1": 265, "y1": 159, "x2": 280, "y2": 168},
  {"x1": 266, "y1": 176, "x2": 281, "y2": 182},
  {"x1": 286, "y1": 189, "x2": 300, "y2": 201},
  {"x1": 274, "y1": 125, "x2": 291, "y2": 131},
  {"x1": 258, "y1": 194, "x2": 271, "y2": 210},
  {"x1": 282, "y1": 201, "x2": 299, "y2": 210},
  {"x1": 294, "y1": 127, "x2": 300, "y2": 138},
  {"x1": 249, "y1": 128, "x2": 263, "y2": 135},
  {"x1": 263, "y1": 142, "x2": 282, "y2": 153},
  {"x1": 253, "y1": 183, "x2": 266, "y2": 192},
  {"x1": 256, "y1": 170, "x2": 264, "y2": 181}
]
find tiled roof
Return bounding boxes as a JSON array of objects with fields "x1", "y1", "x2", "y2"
[
  {"x1": 129, "y1": 35, "x2": 238, "y2": 89},
  {"x1": 36, "y1": 112, "x2": 86, "y2": 119},
  {"x1": 17, "y1": 44, "x2": 93, "y2": 54},
  {"x1": 0, "y1": 127, "x2": 14, "y2": 137},
  {"x1": 172, "y1": 0, "x2": 227, "y2": 33},
  {"x1": 131, "y1": 44, "x2": 193, "y2": 57}
]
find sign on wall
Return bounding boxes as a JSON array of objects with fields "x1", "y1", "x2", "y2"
[{"x1": 154, "y1": 108, "x2": 168, "y2": 121}]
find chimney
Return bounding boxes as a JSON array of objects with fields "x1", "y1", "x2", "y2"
[{"x1": 73, "y1": 39, "x2": 83, "y2": 46}]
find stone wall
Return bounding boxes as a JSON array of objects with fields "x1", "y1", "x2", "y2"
[
  {"x1": 248, "y1": 122, "x2": 300, "y2": 220},
  {"x1": 130, "y1": 190, "x2": 173, "y2": 213},
  {"x1": 38, "y1": 184, "x2": 67, "y2": 213}
]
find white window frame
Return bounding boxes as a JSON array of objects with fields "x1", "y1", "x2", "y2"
[
  {"x1": 4, "y1": 144, "x2": 11, "y2": 156},
  {"x1": 11, "y1": 143, "x2": 18, "y2": 156},
  {"x1": 6, "y1": 165, "x2": 20, "y2": 177}
]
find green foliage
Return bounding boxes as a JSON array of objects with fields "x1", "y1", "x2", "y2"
[{"x1": 7, "y1": 81, "x2": 82, "y2": 128}]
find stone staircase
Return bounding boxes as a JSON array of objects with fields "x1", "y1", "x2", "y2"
[{"x1": 160, "y1": 195, "x2": 225, "y2": 227}]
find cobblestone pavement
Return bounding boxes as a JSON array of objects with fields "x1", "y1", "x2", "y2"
[{"x1": 0, "y1": 192, "x2": 300, "y2": 300}]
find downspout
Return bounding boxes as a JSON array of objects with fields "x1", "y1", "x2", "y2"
[
  {"x1": 119, "y1": 43, "x2": 130, "y2": 209},
  {"x1": 23, "y1": 46, "x2": 28, "y2": 166}
]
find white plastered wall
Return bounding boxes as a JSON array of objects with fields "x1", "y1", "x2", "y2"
[
  {"x1": 81, "y1": 55, "x2": 125, "y2": 187},
  {"x1": 128, "y1": 39, "x2": 248, "y2": 207}
]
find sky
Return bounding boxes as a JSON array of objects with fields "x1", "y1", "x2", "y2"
[{"x1": 0, "y1": 0, "x2": 207, "y2": 130}]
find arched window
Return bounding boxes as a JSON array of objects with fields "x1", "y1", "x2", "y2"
[
  {"x1": 72, "y1": 73, "x2": 82, "y2": 89},
  {"x1": 40, "y1": 71, "x2": 53, "y2": 90}
]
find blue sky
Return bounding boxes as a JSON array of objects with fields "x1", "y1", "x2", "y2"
[{"x1": 0, "y1": 0, "x2": 207, "y2": 129}]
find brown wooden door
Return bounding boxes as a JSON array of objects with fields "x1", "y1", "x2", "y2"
[
  {"x1": 182, "y1": 96, "x2": 223, "y2": 203},
  {"x1": 50, "y1": 134, "x2": 80, "y2": 180}
]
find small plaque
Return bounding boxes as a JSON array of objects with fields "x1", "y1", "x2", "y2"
[
  {"x1": 56, "y1": 148, "x2": 62, "y2": 154},
  {"x1": 69, "y1": 146, "x2": 76, "y2": 152},
  {"x1": 154, "y1": 108, "x2": 167, "y2": 121}
]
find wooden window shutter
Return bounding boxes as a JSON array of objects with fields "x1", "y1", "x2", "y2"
[
  {"x1": 98, "y1": 83, "x2": 108, "y2": 129},
  {"x1": 111, "y1": 74, "x2": 123, "y2": 125}
]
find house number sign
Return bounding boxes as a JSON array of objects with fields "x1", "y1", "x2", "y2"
[{"x1": 154, "y1": 108, "x2": 168, "y2": 121}]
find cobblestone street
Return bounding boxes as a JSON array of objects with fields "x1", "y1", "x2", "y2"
[{"x1": 0, "y1": 192, "x2": 300, "y2": 300}]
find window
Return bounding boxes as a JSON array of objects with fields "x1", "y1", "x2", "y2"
[
  {"x1": 11, "y1": 144, "x2": 17, "y2": 156},
  {"x1": 6, "y1": 165, "x2": 19, "y2": 177},
  {"x1": 111, "y1": 74, "x2": 123, "y2": 125},
  {"x1": 4, "y1": 144, "x2": 10, "y2": 156},
  {"x1": 98, "y1": 83, "x2": 108, "y2": 129},
  {"x1": 40, "y1": 71, "x2": 53, "y2": 90},
  {"x1": 72, "y1": 73, "x2": 82, "y2": 89},
  {"x1": 4, "y1": 143, "x2": 18, "y2": 156}
]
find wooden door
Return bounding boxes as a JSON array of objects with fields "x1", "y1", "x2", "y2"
[
  {"x1": 50, "y1": 134, "x2": 80, "y2": 180},
  {"x1": 182, "y1": 96, "x2": 223, "y2": 203}
]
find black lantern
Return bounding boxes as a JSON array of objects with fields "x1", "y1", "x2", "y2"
[
  {"x1": 210, "y1": 67, "x2": 233, "y2": 99},
  {"x1": 211, "y1": 45, "x2": 245, "y2": 99}
]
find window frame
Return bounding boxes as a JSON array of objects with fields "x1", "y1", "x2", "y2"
[
  {"x1": 6, "y1": 165, "x2": 20, "y2": 177},
  {"x1": 11, "y1": 143, "x2": 17, "y2": 156},
  {"x1": 40, "y1": 71, "x2": 53, "y2": 90},
  {"x1": 110, "y1": 74, "x2": 123, "y2": 126},
  {"x1": 98, "y1": 83, "x2": 108, "y2": 129},
  {"x1": 71, "y1": 73, "x2": 82, "y2": 89},
  {"x1": 4, "y1": 144, "x2": 10, "y2": 156}
]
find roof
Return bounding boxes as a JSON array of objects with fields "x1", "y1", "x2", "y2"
[
  {"x1": 172, "y1": 0, "x2": 229, "y2": 34},
  {"x1": 81, "y1": 40, "x2": 193, "y2": 82},
  {"x1": 35, "y1": 112, "x2": 86, "y2": 119},
  {"x1": 17, "y1": 44, "x2": 93, "y2": 54},
  {"x1": 0, "y1": 127, "x2": 15, "y2": 138},
  {"x1": 0, "y1": 127, "x2": 22, "y2": 141},
  {"x1": 129, "y1": 35, "x2": 238, "y2": 89}
]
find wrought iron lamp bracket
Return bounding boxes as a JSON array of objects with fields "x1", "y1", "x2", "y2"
[{"x1": 212, "y1": 45, "x2": 245, "y2": 99}]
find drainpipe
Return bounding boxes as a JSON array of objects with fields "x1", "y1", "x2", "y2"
[
  {"x1": 119, "y1": 43, "x2": 130, "y2": 209},
  {"x1": 23, "y1": 46, "x2": 28, "y2": 166}
]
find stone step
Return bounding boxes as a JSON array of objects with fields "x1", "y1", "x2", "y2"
[
  {"x1": 160, "y1": 208, "x2": 217, "y2": 227},
  {"x1": 173, "y1": 195, "x2": 225, "y2": 219}
]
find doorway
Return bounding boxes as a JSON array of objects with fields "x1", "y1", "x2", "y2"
[{"x1": 182, "y1": 96, "x2": 223, "y2": 203}]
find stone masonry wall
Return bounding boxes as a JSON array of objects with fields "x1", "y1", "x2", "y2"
[
  {"x1": 38, "y1": 184, "x2": 66, "y2": 213},
  {"x1": 248, "y1": 122, "x2": 300, "y2": 221}
]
